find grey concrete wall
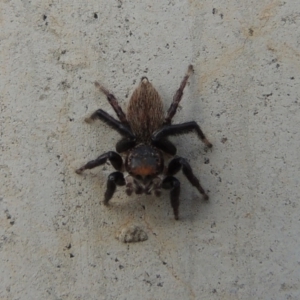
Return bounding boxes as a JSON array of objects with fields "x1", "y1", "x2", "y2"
[{"x1": 1, "y1": 0, "x2": 300, "y2": 299}]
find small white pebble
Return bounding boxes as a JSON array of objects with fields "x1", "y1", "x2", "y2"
[{"x1": 116, "y1": 225, "x2": 148, "y2": 243}]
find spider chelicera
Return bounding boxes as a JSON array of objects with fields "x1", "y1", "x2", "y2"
[{"x1": 76, "y1": 65, "x2": 212, "y2": 220}]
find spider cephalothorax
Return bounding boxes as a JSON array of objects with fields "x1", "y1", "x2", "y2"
[{"x1": 76, "y1": 65, "x2": 212, "y2": 220}]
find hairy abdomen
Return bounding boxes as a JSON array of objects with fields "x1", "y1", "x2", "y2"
[{"x1": 127, "y1": 78, "x2": 165, "y2": 142}]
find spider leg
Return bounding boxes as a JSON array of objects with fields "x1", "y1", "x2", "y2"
[
  {"x1": 164, "y1": 65, "x2": 194, "y2": 124},
  {"x1": 167, "y1": 157, "x2": 209, "y2": 200},
  {"x1": 86, "y1": 109, "x2": 136, "y2": 140},
  {"x1": 104, "y1": 171, "x2": 126, "y2": 205},
  {"x1": 152, "y1": 121, "x2": 212, "y2": 148},
  {"x1": 152, "y1": 138, "x2": 177, "y2": 156},
  {"x1": 76, "y1": 151, "x2": 123, "y2": 174},
  {"x1": 162, "y1": 176, "x2": 181, "y2": 220},
  {"x1": 94, "y1": 81, "x2": 128, "y2": 124}
]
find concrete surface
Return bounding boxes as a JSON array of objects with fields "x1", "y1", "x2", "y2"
[{"x1": 1, "y1": 0, "x2": 300, "y2": 299}]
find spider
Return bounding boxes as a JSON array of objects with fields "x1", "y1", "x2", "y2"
[{"x1": 76, "y1": 65, "x2": 212, "y2": 220}]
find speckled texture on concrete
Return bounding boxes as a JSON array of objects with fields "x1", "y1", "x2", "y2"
[{"x1": 1, "y1": 1, "x2": 300, "y2": 299}]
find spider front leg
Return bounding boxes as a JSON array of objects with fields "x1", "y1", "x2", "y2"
[
  {"x1": 76, "y1": 152, "x2": 125, "y2": 205},
  {"x1": 104, "y1": 171, "x2": 125, "y2": 205},
  {"x1": 167, "y1": 157, "x2": 209, "y2": 200},
  {"x1": 162, "y1": 176, "x2": 181, "y2": 220},
  {"x1": 76, "y1": 151, "x2": 123, "y2": 174}
]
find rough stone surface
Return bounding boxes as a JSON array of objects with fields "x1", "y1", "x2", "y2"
[{"x1": 1, "y1": 1, "x2": 300, "y2": 299}]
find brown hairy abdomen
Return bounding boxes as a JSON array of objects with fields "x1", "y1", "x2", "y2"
[{"x1": 127, "y1": 79, "x2": 165, "y2": 142}]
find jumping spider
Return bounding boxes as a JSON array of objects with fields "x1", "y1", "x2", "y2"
[{"x1": 76, "y1": 65, "x2": 212, "y2": 220}]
